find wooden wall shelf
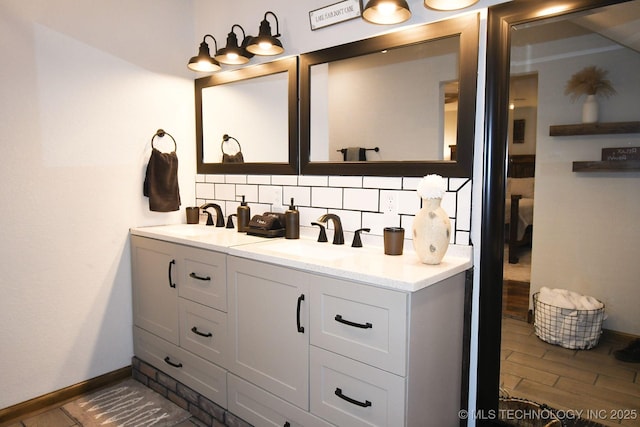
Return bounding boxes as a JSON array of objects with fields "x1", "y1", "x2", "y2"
[
  {"x1": 572, "y1": 160, "x2": 640, "y2": 172},
  {"x1": 550, "y1": 121, "x2": 640, "y2": 136}
]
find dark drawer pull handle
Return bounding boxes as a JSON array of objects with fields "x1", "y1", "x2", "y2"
[
  {"x1": 296, "y1": 294, "x2": 305, "y2": 333},
  {"x1": 189, "y1": 272, "x2": 211, "y2": 281},
  {"x1": 164, "y1": 356, "x2": 182, "y2": 368},
  {"x1": 168, "y1": 260, "x2": 176, "y2": 288},
  {"x1": 191, "y1": 326, "x2": 212, "y2": 338},
  {"x1": 335, "y1": 388, "x2": 372, "y2": 408},
  {"x1": 335, "y1": 314, "x2": 372, "y2": 329}
]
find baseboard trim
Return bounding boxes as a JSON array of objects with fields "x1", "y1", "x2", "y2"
[{"x1": 0, "y1": 366, "x2": 131, "y2": 425}]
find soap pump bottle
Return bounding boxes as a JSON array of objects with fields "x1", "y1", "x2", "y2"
[
  {"x1": 237, "y1": 195, "x2": 250, "y2": 232},
  {"x1": 285, "y1": 198, "x2": 300, "y2": 239}
]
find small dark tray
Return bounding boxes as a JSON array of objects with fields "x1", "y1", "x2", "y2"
[{"x1": 246, "y1": 228, "x2": 286, "y2": 238}]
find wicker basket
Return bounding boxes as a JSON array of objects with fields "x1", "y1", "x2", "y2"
[
  {"x1": 498, "y1": 397, "x2": 561, "y2": 427},
  {"x1": 533, "y1": 292, "x2": 605, "y2": 350}
]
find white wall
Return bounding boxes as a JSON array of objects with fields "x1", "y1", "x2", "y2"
[
  {"x1": 0, "y1": 0, "x2": 196, "y2": 409},
  {"x1": 518, "y1": 34, "x2": 640, "y2": 335}
]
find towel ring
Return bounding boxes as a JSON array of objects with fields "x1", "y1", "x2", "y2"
[
  {"x1": 151, "y1": 129, "x2": 177, "y2": 152},
  {"x1": 221, "y1": 134, "x2": 242, "y2": 155}
]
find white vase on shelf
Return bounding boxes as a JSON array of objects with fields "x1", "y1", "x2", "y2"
[
  {"x1": 412, "y1": 197, "x2": 451, "y2": 265},
  {"x1": 582, "y1": 94, "x2": 598, "y2": 123}
]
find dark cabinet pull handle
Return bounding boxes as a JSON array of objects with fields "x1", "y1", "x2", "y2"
[
  {"x1": 335, "y1": 314, "x2": 372, "y2": 329},
  {"x1": 335, "y1": 388, "x2": 372, "y2": 408},
  {"x1": 164, "y1": 356, "x2": 182, "y2": 368},
  {"x1": 296, "y1": 294, "x2": 305, "y2": 333},
  {"x1": 191, "y1": 326, "x2": 212, "y2": 338},
  {"x1": 189, "y1": 272, "x2": 211, "y2": 281},
  {"x1": 168, "y1": 260, "x2": 176, "y2": 288}
]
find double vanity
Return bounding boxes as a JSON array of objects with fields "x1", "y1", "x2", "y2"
[{"x1": 130, "y1": 224, "x2": 472, "y2": 426}]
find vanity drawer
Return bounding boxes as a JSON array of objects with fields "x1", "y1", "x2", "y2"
[
  {"x1": 178, "y1": 298, "x2": 228, "y2": 368},
  {"x1": 178, "y1": 246, "x2": 226, "y2": 311},
  {"x1": 133, "y1": 326, "x2": 227, "y2": 407},
  {"x1": 309, "y1": 277, "x2": 407, "y2": 375},
  {"x1": 228, "y1": 374, "x2": 335, "y2": 427},
  {"x1": 310, "y1": 346, "x2": 405, "y2": 427}
]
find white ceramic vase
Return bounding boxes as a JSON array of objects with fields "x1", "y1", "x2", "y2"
[
  {"x1": 582, "y1": 94, "x2": 598, "y2": 123},
  {"x1": 412, "y1": 197, "x2": 451, "y2": 265}
]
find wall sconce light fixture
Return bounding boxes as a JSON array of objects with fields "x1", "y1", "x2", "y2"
[
  {"x1": 362, "y1": 0, "x2": 411, "y2": 25},
  {"x1": 424, "y1": 0, "x2": 479, "y2": 11},
  {"x1": 187, "y1": 34, "x2": 221, "y2": 72},
  {"x1": 246, "y1": 11, "x2": 284, "y2": 56},
  {"x1": 215, "y1": 25, "x2": 253, "y2": 65}
]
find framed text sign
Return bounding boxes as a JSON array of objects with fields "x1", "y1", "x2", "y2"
[{"x1": 309, "y1": 0, "x2": 362, "y2": 30}]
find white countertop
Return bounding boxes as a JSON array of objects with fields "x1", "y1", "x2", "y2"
[{"x1": 130, "y1": 224, "x2": 473, "y2": 293}]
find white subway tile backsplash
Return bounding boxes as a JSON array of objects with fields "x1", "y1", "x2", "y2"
[
  {"x1": 312, "y1": 187, "x2": 343, "y2": 209},
  {"x1": 441, "y1": 192, "x2": 457, "y2": 218},
  {"x1": 326, "y1": 209, "x2": 361, "y2": 233},
  {"x1": 272, "y1": 175, "x2": 298, "y2": 186},
  {"x1": 397, "y1": 190, "x2": 420, "y2": 215},
  {"x1": 284, "y1": 186, "x2": 311, "y2": 207},
  {"x1": 197, "y1": 174, "x2": 472, "y2": 247},
  {"x1": 258, "y1": 185, "x2": 283, "y2": 205},
  {"x1": 299, "y1": 206, "x2": 329, "y2": 227},
  {"x1": 362, "y1": 211, "x2": 390, "y2": 236},
  {"x1": 363, "y1": 176, "x2": 402, "y2": 189},
  {"x1": 196, "y1": 182, "x2": 215, "y2": 199},
  {"x1": 343, "y1": 188, "x2": 379, "y2": 212},
  {"x1": 215, "y1": 183, "x2": 236, "y2": 201},
  {"x1": 235, "y1": 184, "x2": 259, "y2": 203},
  {"x1": 247, "y1": 175, "x2": 271, "y2": 184},
  {"x1": 299, "y1": 175, "x2": 328, "y2": 186},
  {"x1": 205, "y1": 174, "x2": 225, "y2": 183},
  {"x1": 225, "y1": 175, "x2": 247, "y2": 184},
  {"x1": 456, "y1": 181, "x2": 472, "y2": 230},
  {"x1": 329, "y1": 176, "x2": 363, "y2": 188},
  {"x1": 402, "y1": 177, "x2": 422, "y2": 190}
]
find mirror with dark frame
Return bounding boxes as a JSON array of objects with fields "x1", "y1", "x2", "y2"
[
  {"x1": 195, "y1": 56, "x2": 299, "y2": 175},
  {"x1": 299, "y1": 13, "x2": 479, "y2": 177},
  {"x1": 479, "y1": 0, "x2": 633, "y2": 424}
]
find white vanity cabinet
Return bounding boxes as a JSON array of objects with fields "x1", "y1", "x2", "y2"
[
  {"x1": 131, "y1": 235, "x2": 228, "y2": 406},
  {"x1": 130, "y1": 226, "x2": 471, "y2": 427}
]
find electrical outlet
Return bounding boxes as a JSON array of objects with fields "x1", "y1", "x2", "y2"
[{"x1": 382, "y1": 192, "x2": 399, "y2": 215}]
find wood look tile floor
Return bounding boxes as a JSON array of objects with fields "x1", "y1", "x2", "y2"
[{"x1": 501, "y1": 317, "x2": 640, "y2": 427}]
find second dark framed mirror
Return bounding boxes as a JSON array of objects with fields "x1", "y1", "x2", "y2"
[{"x1": 299, "y1": 13, "x2": 479, "y2": 177}]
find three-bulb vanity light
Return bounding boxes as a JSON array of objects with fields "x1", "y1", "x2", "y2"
[
  {"x1": 362, "y1": 0, "x2": 480, "y2": 25},
  {"x1": 188, "y1": 11, "x2": 283, "y2": 72}
]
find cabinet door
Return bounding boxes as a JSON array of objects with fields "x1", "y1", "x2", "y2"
[
  {"x1": 227, "y1": 256, "x2": 309, "y2": 410},
  {"x1": 131, "y1": 236, "x2": 179, "y2": 344}
]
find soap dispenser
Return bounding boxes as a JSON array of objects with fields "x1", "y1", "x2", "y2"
[
  {"x1": 285, "y1": 198, "x2": 300, "y2": 239},
  {"x1": 237, "y1": 195, "x2": 250, "y2": 232}
]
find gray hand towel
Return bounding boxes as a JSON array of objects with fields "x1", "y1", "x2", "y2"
[
  {"x1": 345, "y1": 147, "x2": 366, "y2": 161},
  {"x1": 143, "y1": 148, "x2": 181, "y2": 212}
]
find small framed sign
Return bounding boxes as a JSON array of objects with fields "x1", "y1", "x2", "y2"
[
  {"x1": 309, "y1": 0, "x2": 362, "y2": 31},
  {"x1": 601, "y1": 146, "x2": 640, "y2": 161}
]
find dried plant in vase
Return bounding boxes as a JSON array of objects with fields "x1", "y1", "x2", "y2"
[
  {"x1": 564, "y1": 66, "x2": 616, "y2": 100},
  {"x1": 564, "y1": 66, "x2": 616, "y2": 123}
]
